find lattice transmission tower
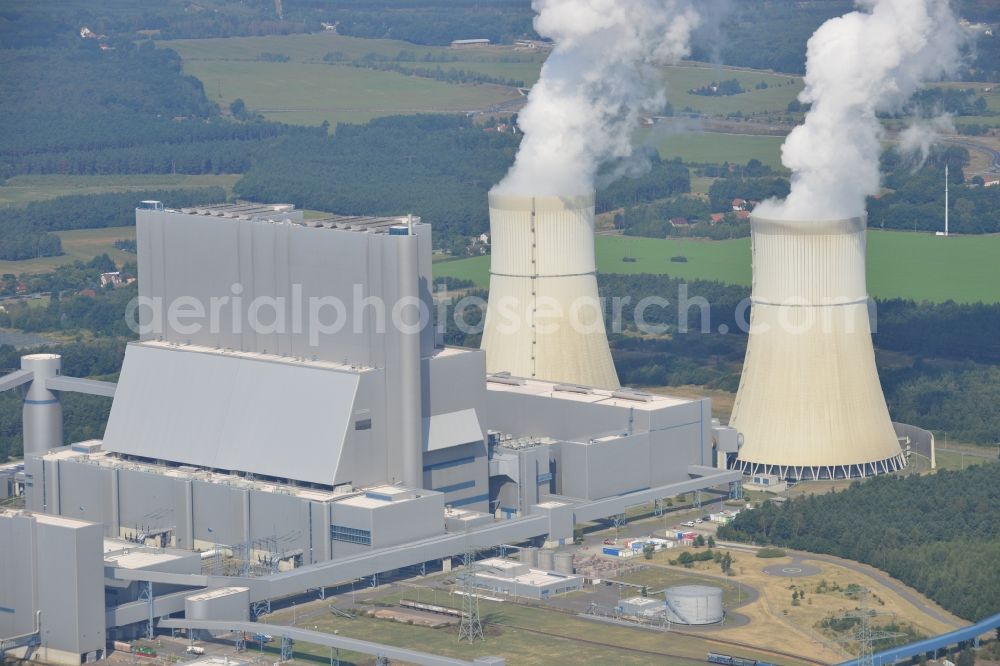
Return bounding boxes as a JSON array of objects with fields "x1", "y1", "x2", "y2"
[
  {"x1": 822, "y1": 588, "x2": 904, "y2": 666},
  {"x1": 457, "y1": 549, "x2": 484, "y2": 642}
]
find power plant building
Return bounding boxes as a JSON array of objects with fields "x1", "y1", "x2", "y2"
[
  {"x1": 729, "y1": 216, "x2": 905, "y2": 480},
  {"x1": 1, "y1": 200, "x2": 740, "y2": 662}
]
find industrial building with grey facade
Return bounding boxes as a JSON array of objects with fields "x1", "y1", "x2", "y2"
[{"x1": 0, "y1": 201, "x2": 741, "y2": 664}]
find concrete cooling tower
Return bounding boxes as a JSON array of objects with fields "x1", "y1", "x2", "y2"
[
  {"x1": 729, "y1": 215, "x2": 905, "y2": 480},
  {"x1": 481, "y1": 193, "x2": 619, "y2": 389}
]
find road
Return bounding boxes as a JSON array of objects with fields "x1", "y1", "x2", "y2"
[{"x1": 946, "y1": 138, "x2": 1000, "y2": 175}]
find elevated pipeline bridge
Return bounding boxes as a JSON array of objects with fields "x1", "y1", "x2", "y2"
[
  {"x1": 158, "y1": 618, "x2": 503, "y2": 666},
  {"x1": 838, "y1": 611, "x2": 1000, "y2": 665}
]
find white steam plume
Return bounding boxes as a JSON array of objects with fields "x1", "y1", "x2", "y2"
[
  {"x1": 899, "y1": 114, "x2": 955, "y2": 169},
  {"x1": 493, "y1": 0, "x2": 700, "y2": 197},
  {"x1": 755, "y1": 0, "x2": 963, "y2": 221}
]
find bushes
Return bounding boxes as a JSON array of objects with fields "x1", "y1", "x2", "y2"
[{"x1": 755, "y1": 547, "x2": 786, "y2": 558}]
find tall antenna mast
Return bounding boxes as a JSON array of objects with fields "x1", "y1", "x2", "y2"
[{"x1": 945, "y1": 163, "x2": 949, "y2": 237}]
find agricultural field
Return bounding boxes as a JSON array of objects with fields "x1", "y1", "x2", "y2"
[
  {"x1": 434, "y1": 231, "x2": 1000, "y2": 304},
  {"x1": 163, "y1": 33, "x2": 531, "y2": 127},
  {"x1": 933, "y1": 81, "x2": 1000, "y2": 130},
  {"x1": 0, "y1": 174, "x2": 242, "y2": 208},
  {"x1": 162, "y1": 32, "x2": 805, "y2": 130},
  {"x1": 641, "y1": 130, "x2": 787, "y2": 169},
  {"x1": 0, "y1": 227, "x2": 136, "y2": 276},
  {"x1": 660, "y1": 63, "x2": 802, "y2": 116}
]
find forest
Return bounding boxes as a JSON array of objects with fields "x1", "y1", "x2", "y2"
[
  {"x1": 233, "y1": 117, "x2": 691, "y2": 250},
  {"x1": 718, "y1": 463, "x2": 1000, "y2": 621},
  {"x1": 0, "y1": 187, "x2": 226, "y2": 260}
]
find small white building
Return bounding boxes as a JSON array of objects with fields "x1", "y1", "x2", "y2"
[
  {"x1": 619, "y1": 596, "x2": 663, "y2": 618},
  {"x1": 451, "y1": 39, "x2": 490, "y2": 48},
  {"x1": 468, "y1": 557, "x2": 583, "y2": 600},
  {"x1": 744, "y1": 473, "x2": 787, "y2": 493}
]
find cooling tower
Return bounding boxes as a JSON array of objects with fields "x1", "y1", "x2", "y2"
[
  {"x1": 729, "y1": 215, "x2": 905, "y2": 480},
  {"x1": 481, "y1": 193, "x2": 619, "y2": 389}
]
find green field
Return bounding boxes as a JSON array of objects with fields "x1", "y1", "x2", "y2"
[
  {"x1": 660, "y1": 64, "x2": 802, "y2": 116},
  {"x1": 264, "y1": 585, "x2": 809, "y2": 666},
  {"x1": 0, "y1": 174, "x2": 241, "y2": 207},
  {"x1": 434, "y1": 231, "x2": 1000, "y2": 304},
  {"x1": 642, "y1": 131, "x2": 786, "y2": 170},
  {"x1": 164, "y1": 33, "x2": 527, "y2": 127},
  {"x1": 162, "y1": 32, "x2": 805, "y2": 129},
  {"x1": 0, "y1": 227, "x2": 136, "y2": 275}
]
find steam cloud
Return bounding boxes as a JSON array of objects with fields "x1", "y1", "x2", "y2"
[
  {"x1": 493, "y1": 0, "x2": 700, "y2": 197},
  {"x1": 755, "y1": 0, "x2": 964, "y2": 221}
]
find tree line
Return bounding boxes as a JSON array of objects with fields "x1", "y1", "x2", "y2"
[
  {"x1": 0, "y1": 187, "x2": 225, "y2": 260},
  {"x1": 718, "y1": 463, "x2": 1000, "y2": 621}
]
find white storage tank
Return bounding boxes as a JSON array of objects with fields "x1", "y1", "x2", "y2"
[
  {"x1": 537, "y1": 549, "x2": 555, "y2": 571},
  {"x1": 519, "y1": 546, "x2": 538, "y2": 567},
  {"x1": 553, "y1": 552, "x2": 574, "y2": 575},
  {"x1": 664, "y1": 585, "x2": 724, "y2": 625}
]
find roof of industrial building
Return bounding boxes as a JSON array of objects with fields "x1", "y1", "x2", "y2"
[
  {"x1": 33, "y1": 512, "x2": 95, "y2": 529},
  {"x1": 185, "y1": 587, "x2": 249, "y2": 601},
  {"x1": 172, "y1": 202, "x2": 421, "y2": 234},
  {"x1": 486, "y1": 375, "x2": 695, "y2": 410},
  {"x1": 38, "y1": 445, "x2": 351, "y2": 503},
  {"x1": 139, "y1": 339, "x2": 375, "y2": 374},
  {"x1": 337, "y1": 486, "x2": 430, "y2": 509},
  {"x1": 104, "y1": 548, "x2": 188, "y2": 570},
  {"x1": 474, "y1": 558, "x2": 581, "y2": 587}
]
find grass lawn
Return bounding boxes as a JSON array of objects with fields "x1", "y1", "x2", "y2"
[
  {"x1": 433, "y1": 231, "x2": 1000, "y2": 304},
  {"x1": 264, "y1": 586, "x2": 814, "y2": 666},
  {"x1": 0, "y1": 174, "x2": 241, "y2": 208},
  {"x1": 0, "y1": 227, "x2": 136, "y2": 275},
  {"x1": 641, "y1": 130, "x2": 786, "y2": 170}
]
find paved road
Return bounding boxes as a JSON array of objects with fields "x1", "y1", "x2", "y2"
[{"x1": 717, "y1": 541, "x2": 963, "y2": 630}]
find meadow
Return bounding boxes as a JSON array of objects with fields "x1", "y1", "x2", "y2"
[
  {"x1": 641, "y1": 130, "x2": 786, "y2": 170},
  {"x1": 0, "y1": 228, "x2": 136, "y2": 276},
  {"x1": 0, "y1": 174, "x2": 241, "y2": 208},
  {"x1": 164, "y1": 33, "x2": 529, "y2": 127},
  {"x1": 162, "y1": 32, "x2": 805, "y2": 130},
  {"x1": 434, "y1": 231, "x2": 1000, "y2": 305}
]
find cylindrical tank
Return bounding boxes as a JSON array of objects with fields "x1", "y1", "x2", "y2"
[
  {"x1": 729, "y1": 216, "x2": 904, "y2": 480},
  {"x1": 21, "y1": 354, "x2": 63, "y2": 456},
  {"x1": 665, "y1": 585, "x2": 724, "y2": 625},
  {"x1": 519, "y1": 546, "x2": 538, "y2": 567},
  {"x1": 537, "y1": 549, "x2": 554, "y2": 572},
  {"x1": 481, "y1": 192, "x2": 619, "y2": 389},
  {"x1": 553, "y1": 552, "x2": 574, "y2": 575}
]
